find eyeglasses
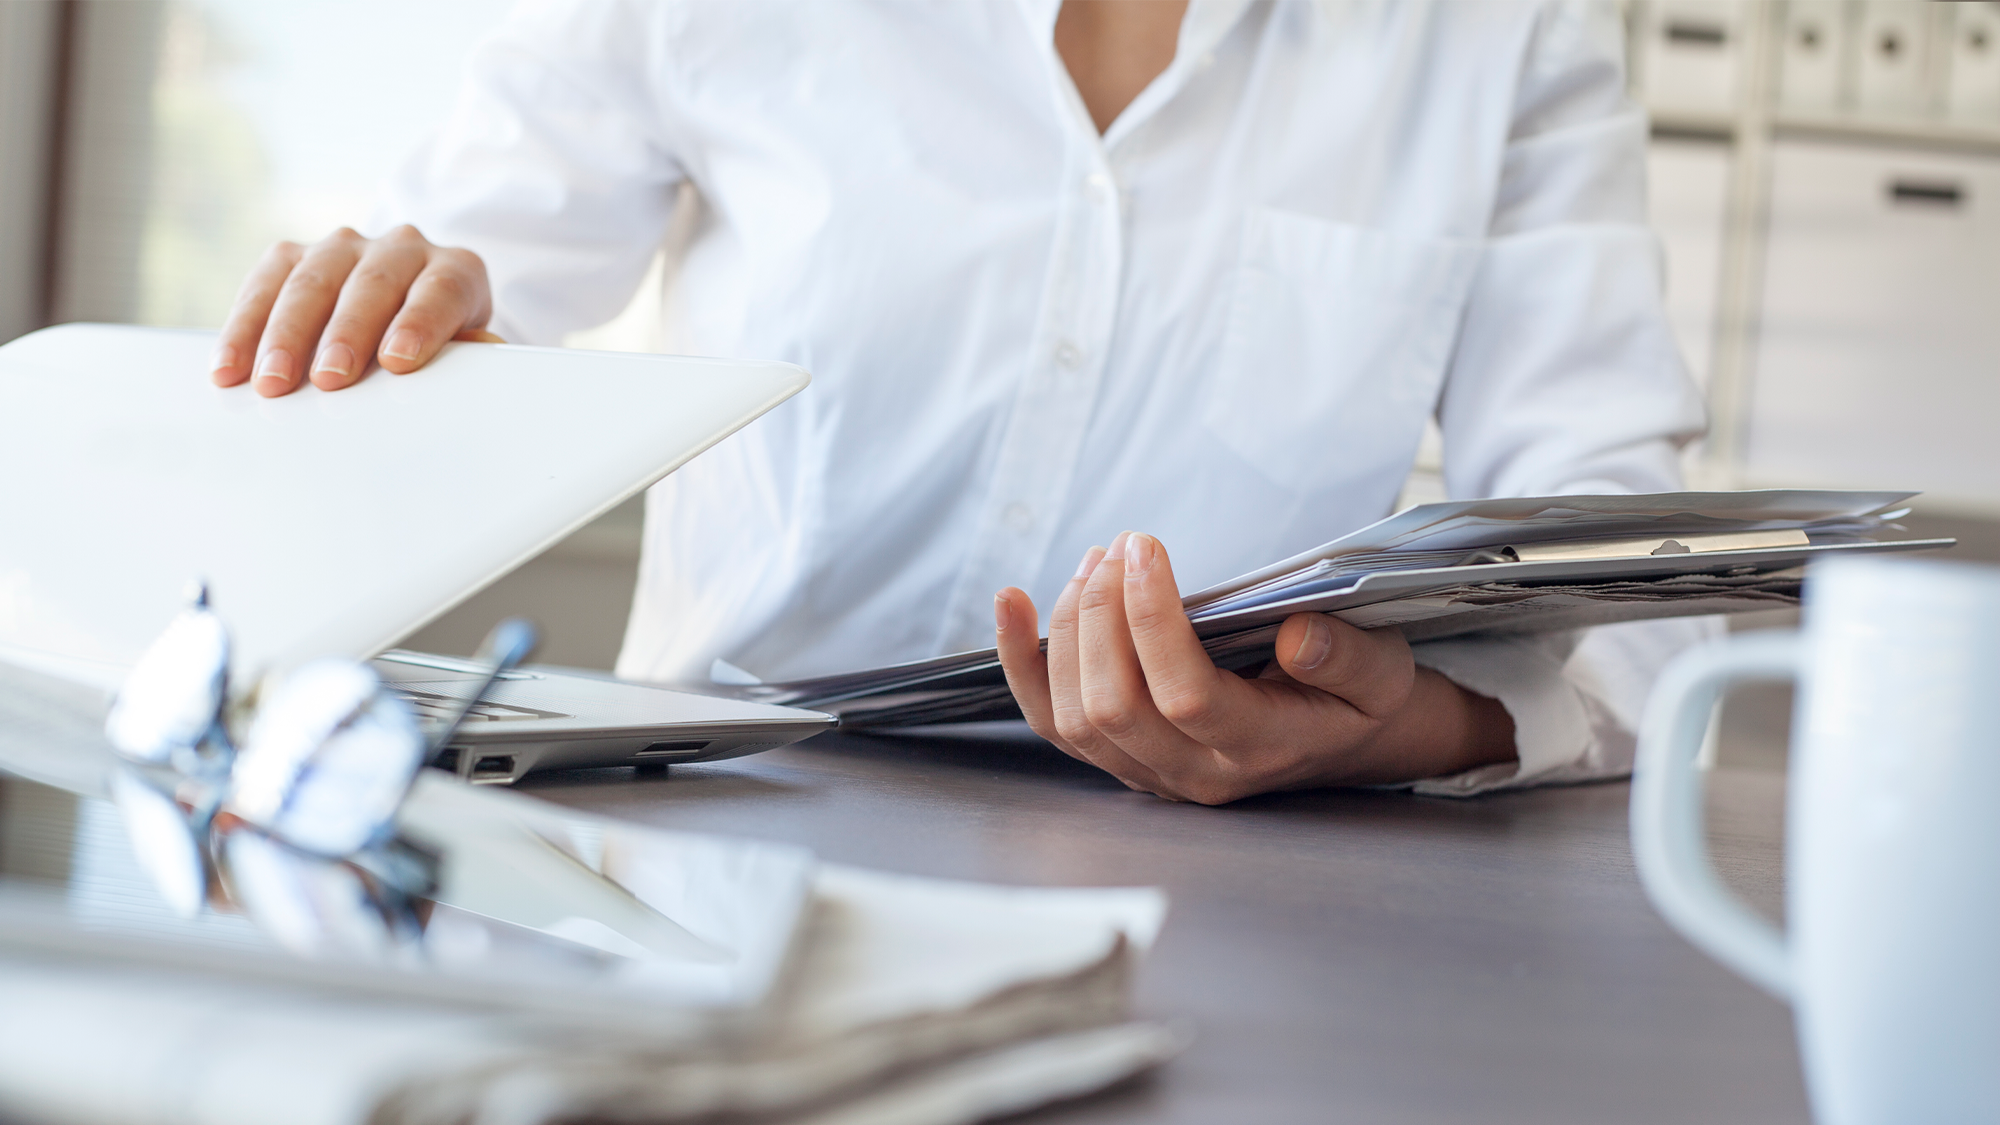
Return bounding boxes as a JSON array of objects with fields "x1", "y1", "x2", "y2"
[{"x1": 103, "y1": 582, "x2": 536, "y2": 961}]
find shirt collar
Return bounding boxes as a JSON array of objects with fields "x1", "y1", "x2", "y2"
[
  {"x1": 1178, "y1": 0, "x2": 1255, "y2": 64},
  {"x1": 1012, "y1": 0, "x2": 1254, "y2": 63},
  {"x1": 1014, "y1": 0, "x2": 1258, "y2": 147}
]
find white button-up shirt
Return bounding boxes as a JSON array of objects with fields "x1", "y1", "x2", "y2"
[{"x1": 381, "y1": 0, "x2": 1714, "y2": 794}]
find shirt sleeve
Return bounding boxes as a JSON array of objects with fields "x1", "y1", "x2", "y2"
[
  {"x1": 369, "y1": 0, "x2": 686, "y2": 345},
  {"x1": 1412, "y1": 1, "x2": 1715, "y2": 797}
]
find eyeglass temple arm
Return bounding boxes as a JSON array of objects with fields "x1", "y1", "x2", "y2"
[{"x1": 428, "y1": 618, "x2": 538, "y2": 777}]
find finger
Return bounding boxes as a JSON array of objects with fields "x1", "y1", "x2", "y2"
[
  {"x1": 1120, "y1": 532, "x2": 1264, "y2": 748},
  {"x1": 994, "y1": 587, "x2": 1073, "y2": 757},
  {"x1": 254, "y1": 228, "x2": 367, "y2": 397},
  {"x1": 1049, "y1": 544, "x2": 1172, "y2": 790},
  {"x1": 1044, "y1": 548, "x2": 1105, "y2": 766},
  {"x1": 378, "y1": 246, "x2": 491, "y2": 374},
  {"x1": 213, "y1": 241, "x2": 303, "y2": 387},
  {"x1": 455, "y1": 329, "x2": 506, "y2": 343},
  {"x1": 1054, "y1": 535, "x2": 1177, "y2": 794},
  {"x1": 1272, "y1": 612, "x2": 1415, "y2": 720},
  {"x1": 1074, "y1": 533, "x2": 1214, "y2": 795},
  {"x1": 308, "y1": 232, "x2": 429, "y2": 390}
]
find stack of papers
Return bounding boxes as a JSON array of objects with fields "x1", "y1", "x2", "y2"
[
  {"x1": 0, "y1": 663, "x2": 1180, "y2": 1125},
  {"x1": 0, "y1": 858, "x2": 1176, "y2": 1125},
  {"x1": 726, "y1": 490, "x2": 1949, "y2": 727}
]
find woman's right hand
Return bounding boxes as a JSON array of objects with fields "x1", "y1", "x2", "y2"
[{"x1": 210, "y1": 225, "x2": 498, "y2": 397}]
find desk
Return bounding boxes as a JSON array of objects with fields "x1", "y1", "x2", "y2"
[{"x1": 519, "y1": 728, "x2": 1808, "y2": 1124}]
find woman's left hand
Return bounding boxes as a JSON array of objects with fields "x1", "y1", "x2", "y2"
[{"x1": 994, "y1": 532, "x2": 1517, "y2": 804}]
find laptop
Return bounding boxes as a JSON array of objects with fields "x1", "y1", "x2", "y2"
[{"x1": 0, "y1": 323, "x2": 834, "y2": 782}]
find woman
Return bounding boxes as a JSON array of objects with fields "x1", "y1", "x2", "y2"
[{"x1": 210, "y1": 0, "x2": 1708, "y2": 803}]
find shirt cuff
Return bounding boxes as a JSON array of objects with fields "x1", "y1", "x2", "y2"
[
  {"x1": 1402, "y1": 617, "x2": 1726, "y2": 798},
  {"x1": 1405, "y1": 631, "x2": 1596, "y2": 797}
]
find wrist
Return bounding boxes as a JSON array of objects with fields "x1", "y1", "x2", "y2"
[{"x1": 1337, "y1": 668, "x2": 1515, "y2": 786}]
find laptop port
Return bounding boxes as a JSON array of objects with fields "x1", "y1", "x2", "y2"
[
  {"x1": 634, "y1": 740, "x2": 712, "y2": 759},
  {"x1": 469, "y1": 754, "x2": 517, "y2": 783},
  {"x1": 430, "y1": 747, "x2": 519, "y2": 783}
]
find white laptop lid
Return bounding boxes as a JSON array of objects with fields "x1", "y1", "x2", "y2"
[{"x1": 0, "y1": 324, "x2": 809, "y2": 690}]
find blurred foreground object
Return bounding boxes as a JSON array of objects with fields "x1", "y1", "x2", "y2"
[
  {"x1": 1633, "y1": 555, "x2": 2000, "y2": 1125},
  {"x1": 0, "y1": 655, "x2": 1179, "y2": 1125},
  {"x1": 99, "y1": 597, "x2": 539, "y2": 960}
]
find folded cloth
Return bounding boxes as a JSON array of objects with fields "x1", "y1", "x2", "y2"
[
  {"x1": 0, "y1": 663, "x2": 1181, "y2": 1125},
  {"x1": 0, "y1": 856, "x2": 1176, "y2": 1125}
]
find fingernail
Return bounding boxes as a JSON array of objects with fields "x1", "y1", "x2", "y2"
[
  {"x1": 1125, "y1": 533, "x2": 1155, "y2": 579},
  {"x1": 1074, "y1": 545, "x2": 1106, "y2": 580},
  {"x1": 253, "y1": 349, "x2": 292, "y2": 392},
  {"x1": 993, "y1": 592, "x2": 1009, "y2": 633},
  {"x1": 382, "y1": 328, "x2": 422, "y2": 361},
  {"x1": 312, "y1": 342, "x2": 355, "y2": 384},
  {"x1": 1103, "y1": 531, "x2": 1132, "y2": 562},
  {"x1": 209, "y1": 344, "x2": 238, "y2": 374},
  {"x1": 1293, "y1": 615, "x2": 1333, "y2": 670}
]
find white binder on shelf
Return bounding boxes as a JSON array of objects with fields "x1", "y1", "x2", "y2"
[
  {"x1": 1636, "y1": 0, "x2": 1743, "y2": 116},
  {"x1": 1854, "y1": 1, "x2": 1939, "y2": 118},
  {"x1": 1946, "y1": 2, "x2": 2000, "y2": 124},
  {"x1": 1779, "y1": 0, "x2": 1851, "y2": 113}
]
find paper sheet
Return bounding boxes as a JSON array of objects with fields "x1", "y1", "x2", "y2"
[{"x1": 717, "y1": 491, "x2": 1949, "y2": 728}]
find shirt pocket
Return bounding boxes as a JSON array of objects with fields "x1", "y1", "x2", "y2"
[{"x1": 1201, "y1": 208, "x2": 1482, "y2": 491}]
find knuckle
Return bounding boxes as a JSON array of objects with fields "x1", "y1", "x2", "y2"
[
  {"x1": 264, "y1": 240, "x2": 304, "y2": 266},
  {"x1": 417, "y1": 269, "x2": 471, "y2": 304},
  {"x1": 1154, "y1": 688, "x2": 1215, "y2": 729},
  {"x1": 1123, "y1": 596, "x2": 1175, "y2": 633},
  {"x1": 385, "y1": 223, "x2": 426, "y2": 246},
  {"x1": 438, "y1": 246, "x2": 488, "y2": 282},
  {"x1": 1080, "y1": 695, "x2": 1139, "y2": 740},
  {"x1": 1076, "y1": 581, "x2": 1121, "y2": 615},
  {"x1": 1052, "y1": 708, "x2": 1096, "y2": 749},
  {"x1": 348, "y1": 262, "x2": 406, "y2": 292},
  {"x1": 318, "y1": 226, "x2": 363, "y2": 248},
  {"x1": 281, "y1": 266, "x2": 338, "y2": 295},
  {"x1": 321, "y1": 314, "x2": 371, "y2": 343}
]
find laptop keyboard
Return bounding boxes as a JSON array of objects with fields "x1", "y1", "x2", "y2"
[{"x1": 395, "y1": 688, "x2": 569, "y2": 725}]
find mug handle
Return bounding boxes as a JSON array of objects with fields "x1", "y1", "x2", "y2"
[{"x1": 1630, "y1": 631, "x2": 1799, "y2": 1000}]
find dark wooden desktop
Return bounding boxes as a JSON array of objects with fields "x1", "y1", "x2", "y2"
[{"x1": 523, "y1": 725, "x2": 1808, "y2": 1125}]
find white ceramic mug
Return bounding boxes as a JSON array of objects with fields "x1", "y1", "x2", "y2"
[{"x1": 1631, "y1": 554, "x2": 1999, "y2": 1125}]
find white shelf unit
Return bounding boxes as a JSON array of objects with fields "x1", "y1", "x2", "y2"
[{"x1": 1633, "y1": 1, "x2": 2000, "y2": 514}]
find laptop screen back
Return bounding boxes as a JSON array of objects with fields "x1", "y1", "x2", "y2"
[{"x1": 0, "y1": 324, "x2": 808, "y2": 689}]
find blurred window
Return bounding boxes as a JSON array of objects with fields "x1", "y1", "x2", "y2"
[{"x1": 138, "y1": 0, "x2": 513, "y2": 329}]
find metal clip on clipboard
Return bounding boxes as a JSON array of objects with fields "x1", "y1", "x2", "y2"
[{"x1": 1460, "y1": 528, "x2": 1813, "y2": 566}]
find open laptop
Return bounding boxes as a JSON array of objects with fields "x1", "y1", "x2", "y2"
[{"x1": 0, "y1": 323, "x2": 834, "y2": 783}]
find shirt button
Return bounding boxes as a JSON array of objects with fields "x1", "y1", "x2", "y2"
[
  {"x1": 1084, "y1": 172, "x2": 1114, "y2": 204},
  {"x1": 1003, "y1": 502, "x2": 1034, "y2": 533},
  {"x1": 1053, "y1": 341, "x2": 1083, "y2": 370}
]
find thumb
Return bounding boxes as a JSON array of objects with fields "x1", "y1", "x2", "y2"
[{"x1": 1272, "y1": 613, "x2": 1415, "y2": 720}]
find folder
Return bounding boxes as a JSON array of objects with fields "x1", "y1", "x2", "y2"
[
  {"x1": 1636, "y1": 0, "x2": 1744, "y2": 115},
  {"x1": 1855, "y1": 0, "x2": 1938, "y2": 117},
  {"x1": 1946, "y1": 2, "x2": 2000, "y2": 124},
  {"x1": 723, "y1": 491, "x2": 1950, "y2": 728},
  {"x1": 1779, "y1": 0, "x2": 1850, "y2": 113}
]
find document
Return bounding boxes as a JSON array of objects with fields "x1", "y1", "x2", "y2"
[{"x1": 729, "y1": 490, "x2": 1951, "y2": 727}]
